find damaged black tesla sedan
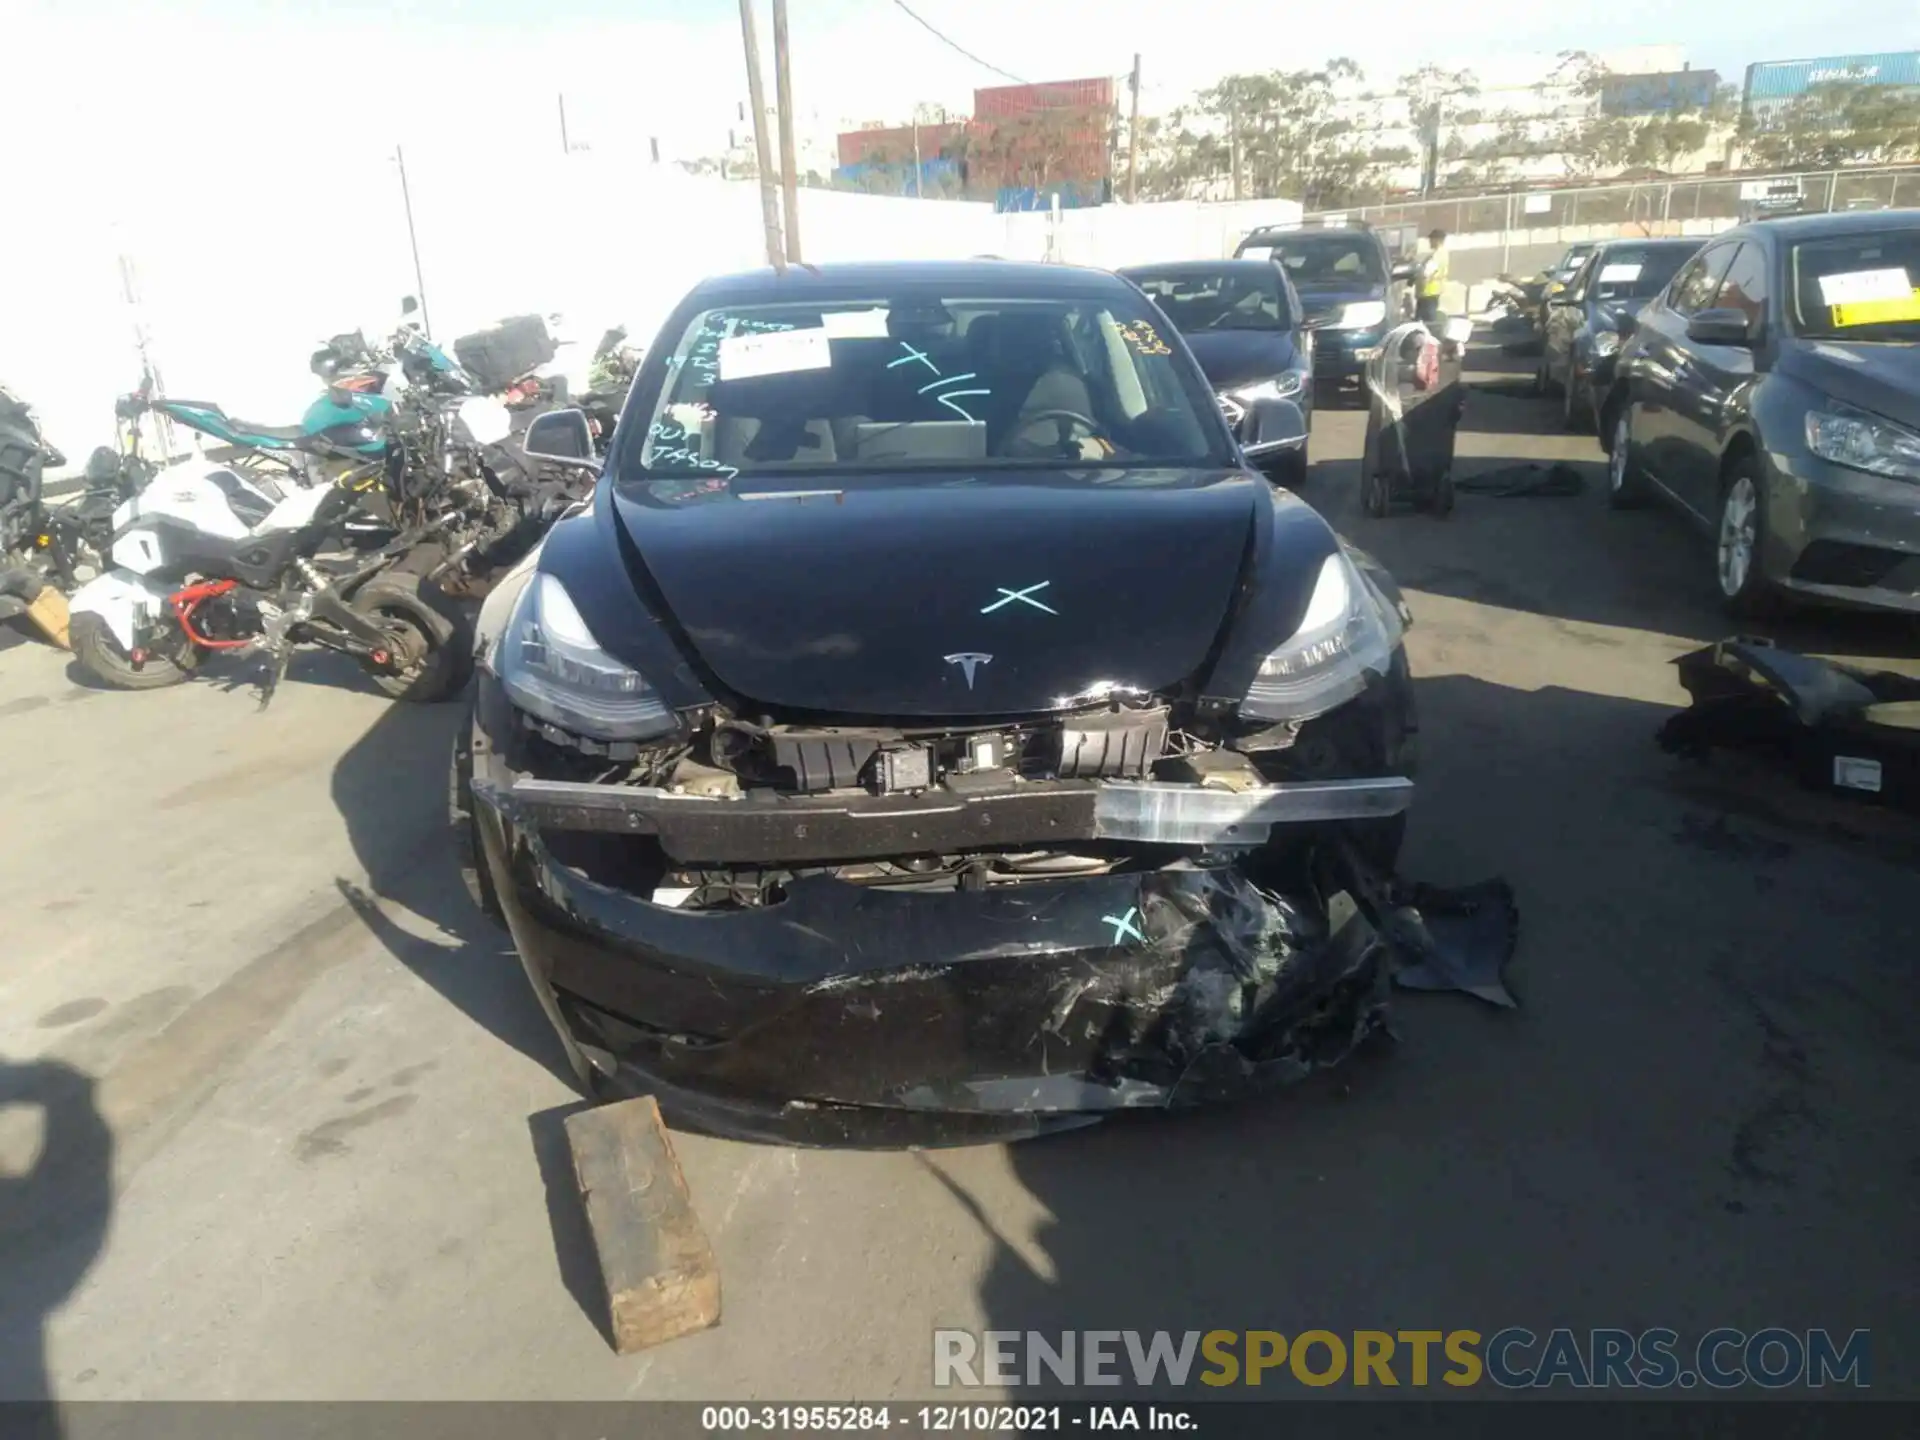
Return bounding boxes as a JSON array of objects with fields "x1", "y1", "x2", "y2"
[{"x1": 456, "y1": 260, "x2": 1439, "y2": 1144}]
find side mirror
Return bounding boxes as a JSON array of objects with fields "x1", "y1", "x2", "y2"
[
  {"x1": 1391, "y1": 262, "x2": 1416, "y2": 282},
  {"x1": 1686, "y1": 308, "x2": 1752, "y2": 347},
  {"x1": 1240, "y1": 397, "x2": 1308, "y2": 461},
  {"x1": 400, "y1": 296, "x2": 419, "y2": 315},
  {"x1": 523, "y1": 407, "x2": 601, "y2": 469}
]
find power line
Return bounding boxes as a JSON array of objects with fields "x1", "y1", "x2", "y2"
[{"x1": 890, "y1": 0, "x2": 1028, "y2": 86}]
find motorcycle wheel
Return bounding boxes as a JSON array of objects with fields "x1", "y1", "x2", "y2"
[
  {"x1": 69, "y1": 612, "x2": 199, "y2": 690},
  {"x1": 349, "y1": 574, "x2": 473, "y2": 703}
]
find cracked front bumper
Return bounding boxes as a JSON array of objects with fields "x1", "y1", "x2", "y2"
[{"x1": 471, "y1": 770, "x2": 1412, "y2": 1146}]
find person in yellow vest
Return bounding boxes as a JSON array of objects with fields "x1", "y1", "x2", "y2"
[{"x1": 1417, "y1": 228, "x2": 1450, "y2": 327}]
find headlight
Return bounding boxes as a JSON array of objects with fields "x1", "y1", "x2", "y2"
[
  {"x1": 1591, "y1": 330, "x2": 1621, "y2": 358},
  {"x1": 1242, "y1": 550, "x2": 1403, "y2": 722},
  {"x1": 499, "y1": 573, "x2": 675, "y2": 740},
  {"x1": 1805, "y1": 402, "x2": 1920, "y2": 481},
  {"x1": 1227, "y1": 371, "x2": 1307, "y2": 406},
  {"x1": 1329, "y1": 301, "x2": 1387, "y2": 330}
]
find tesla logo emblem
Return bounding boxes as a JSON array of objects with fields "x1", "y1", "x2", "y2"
[{"x1": 945, "y1": 652, "x2": 992, "y2": 689}]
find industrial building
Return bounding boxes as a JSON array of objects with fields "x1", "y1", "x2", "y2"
[{"x1": 835, "y1": 77, "x2": 1117, "y2": 209}]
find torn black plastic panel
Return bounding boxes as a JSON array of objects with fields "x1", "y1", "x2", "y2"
[
  {"x1": 1659, "y1": 639, "x2": 1920, "y2": 815},
  {"x1": 473, "y1": 784, "x2": 1518, "y2": 1148}
]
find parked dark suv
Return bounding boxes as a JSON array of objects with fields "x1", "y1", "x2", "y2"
[
  {"x1": 1235, "y1": 222, "x2": 1414, "y2": 390},
  {"x1": 1602, "y1": 210, "x2": 1920, "y2": 615}
]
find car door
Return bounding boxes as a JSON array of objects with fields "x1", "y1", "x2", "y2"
[
  {"x1": 1666, "y1": 239, "x2": 1769, "y2": 516},
  {"x1": 1628, "y1": 240, "x2": 1739, "y2": 515}
]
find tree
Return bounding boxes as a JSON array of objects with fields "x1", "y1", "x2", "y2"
[
  {"x1": 1400, "y1": 62, "x2": 1480, "y2": 191},
  {"x1": 1741, "y1": 80, "x2": 1920, "y2": 169}
]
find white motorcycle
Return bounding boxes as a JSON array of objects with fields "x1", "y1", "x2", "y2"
[{"x1": 66, "y1": 457, "x2": 471, "y2": 706}]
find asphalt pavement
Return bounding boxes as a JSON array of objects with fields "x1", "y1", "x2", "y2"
[{"x1": 1, "y1": 341, "x2": 1916, "y2": 1401}]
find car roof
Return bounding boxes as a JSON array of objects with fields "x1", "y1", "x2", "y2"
[
  {"x1": 1120, "y1": 259, "x2": 1285, "y2": 278},
  {"x1": 1590, "y1": 237, "x2": 1701, "y2": 254},
  {"x1": 1727, "y1": 207, "x2": 1920, "y2": 244},
  {"x1": 1245, "y1": 226, "x2": 1379, "y2": 245},
  {"x1": 683, "y1": 260, "x2": 1128, "y2": 306}
]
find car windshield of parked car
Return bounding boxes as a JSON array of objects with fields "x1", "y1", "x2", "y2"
[
  {"x1": 1129, "y1": 269, "x2": 1295, "y2": 332},
  {"x1": 628, "y1": 294, "x2": 1227, "y2": 483},
  {"x1": 1790, "y1": 230, "x2": 1920, "y2": 341},
  {"x1": 1243, "y1": 236, "x2": 1385, "y2": 287},
  {"x1": 1581, "y1": 247, "x2": 1696, "y2": 303}
]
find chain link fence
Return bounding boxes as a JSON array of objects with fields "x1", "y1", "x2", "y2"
[{"x1": 1311, "y1": 166, "x2": 1920, "y2": 238}]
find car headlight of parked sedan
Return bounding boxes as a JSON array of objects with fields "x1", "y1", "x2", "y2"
[
  {"x1": 1327, "y1": 301, "x2": 1387, "y2": 331},
  {"x1": 1225, "y1": 370, "x2": 1310, "y2": 407},
  {"x1": 1805, "y1": 401, "x2": 1920, "y2": 482},
  {"x1": 499, "y1": 572, "x2": 676, "y2": 740},
  {"x1": 1242, "y1": 549, "x2": 1404, "y2": 722}
]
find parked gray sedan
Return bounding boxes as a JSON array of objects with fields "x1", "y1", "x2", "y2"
[{"x1": 1602, "y1": 210, "x2": 1920, "y2": 615}]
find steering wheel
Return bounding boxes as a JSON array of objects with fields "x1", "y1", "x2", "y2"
[{"x1": 1006, "y1": 408, "x2": 1102, "y2": 458}]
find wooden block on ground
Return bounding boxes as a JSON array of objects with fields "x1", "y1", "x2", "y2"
[
  {"x1": 564, "y1": 1095, "x2": 721, "y2": 1353},
  {"x1": 26, "y1": 586, "x2": 70, "y2": 650}
]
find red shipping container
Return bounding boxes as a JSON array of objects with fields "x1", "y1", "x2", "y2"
[
  {"x1": 837, "y1": 122, "x2": 966, "y2": 169},
  {"x1": 973, "y1": 77, "x2": 1115, "y2": 120}
]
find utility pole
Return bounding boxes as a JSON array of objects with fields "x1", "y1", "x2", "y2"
[
  {"x1": 911, "y1": 119, "x2": 922, "y2": 198},
  {"x1": 1126, "y1": 53, "x2": 1141, "y2": 203},
  {"x1": 558, "y1": 93, "x2": 570, "y2": 155},
  {"x1": 394, "y1": 145, "x2": 432, "y2": 339},
  {"x1": 771, "y1": 0, "x2": 803, "y2": 261},
  {"x1": 1229, "y1": 101, "x2": 1242, "y2": 202},
  {"x1": 738, "y1": 0, "x2": 786, "y2": 269}
]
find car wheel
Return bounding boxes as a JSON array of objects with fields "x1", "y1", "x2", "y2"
[
  {"x1": 1715, "y1": 459, "x2": 1774, "y2": 617},
  {"x1": 1606, "y1": 407, "x2": 1649, "y2": 510},
  {"x1": 1562, "y1": 372, "x2": 1587, "y2": 432},
  {"x1": 1360, "y1": 424, "x2": 1388, "y2": 517}
]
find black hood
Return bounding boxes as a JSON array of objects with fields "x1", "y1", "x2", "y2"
[
  {"x1": 1779, "y1": 339, "x2": 1920, "y2": 432},
  {"x1": 1180, "y1": 330, "x2": 1303, "y2": 391},
  {"x1": 610, "y1": 470, "x2": 1282, "y2": 718}
]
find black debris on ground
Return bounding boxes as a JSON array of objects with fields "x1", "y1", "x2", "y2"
[
  {"x1": 1658, "y1": 638, "x2": 1920, "y2": 817},
  {"x1": 1453, "y1": 462, "x2": 1586, "y2": 499}
]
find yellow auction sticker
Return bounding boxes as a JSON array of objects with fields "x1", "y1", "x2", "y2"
[{"x1": 1832, "y1": 289, "x2": 1920, "y2": 327}]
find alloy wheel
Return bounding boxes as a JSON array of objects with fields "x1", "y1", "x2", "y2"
[{"x1": 1717, "y1": 476, "x2": 1758, "y2": 597}]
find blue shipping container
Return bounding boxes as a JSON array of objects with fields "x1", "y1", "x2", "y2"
[
  {"x1": 830, "y1": 157, "x2": 961, "y2": 193},
  {"x1": 1744, "y1": 51, "x2": 1920, "y2": 102}
]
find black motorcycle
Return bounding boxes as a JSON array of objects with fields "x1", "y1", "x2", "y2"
[{"x1": 1, "y1": 385, "x2": 104, "y2": 615}]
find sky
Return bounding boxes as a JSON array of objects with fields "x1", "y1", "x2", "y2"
[{"x1": 10, "y1": 0, "x2": 1918, "y2": 167}]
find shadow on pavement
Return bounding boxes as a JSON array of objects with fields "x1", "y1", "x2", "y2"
[
  {"x1": 966, "y1": 672, "x2": 1920, "y2": 1398},
  {"x1": 0, "y1": 1058, "x2": 113, "y2": 1419},
  {"x1": 528, "y1": 1100, "x2": 615, "y2": 1349},
  {"x1": 328, "y1": 690, "x2": 576, "y2": 1089}
]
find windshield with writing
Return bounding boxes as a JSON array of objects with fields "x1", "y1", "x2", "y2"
[
  {"x1": 1791, "y1": 231, "x2": 1920, "y2": 341},
  {"x1": 628, "y1": 296, "x2": 1228, "y2": 484},
  {"x1": 1129, "y1": 269, "x2": 1294, "y2": 332}
]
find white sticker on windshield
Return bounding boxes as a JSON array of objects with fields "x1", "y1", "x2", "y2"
[
  {"x1": 717, "y1": 327, "x2": 831, "y2": 382},
  {"x1": 1598, "y1": 263, "x2": 1643, "y2": 283},
  {"x1": 1817, "y1": 268, "x2": 1913, "y2": 306},
  {"x1": 1834, "y1": 755, "x2": 1883, "y2": 793},
  {"x1": 822, "y1": 309, "x2": 891, "y2": 339}
]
